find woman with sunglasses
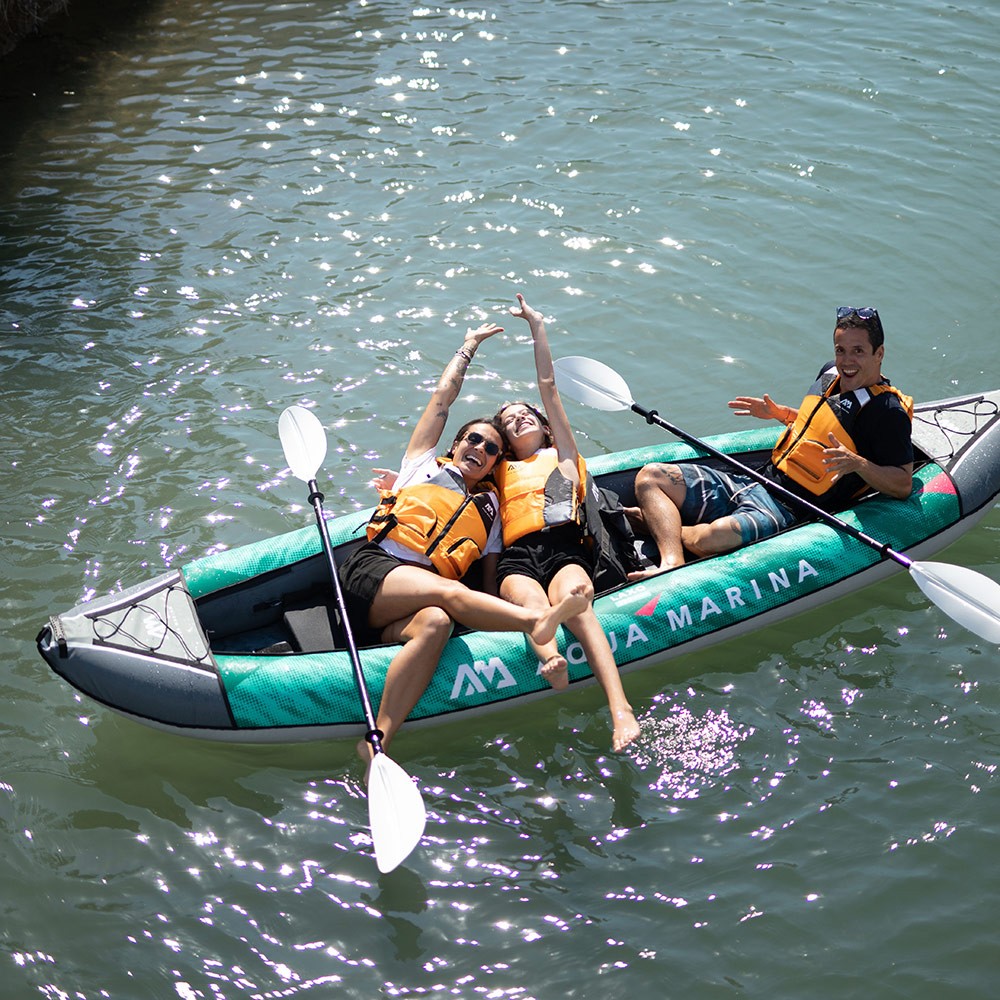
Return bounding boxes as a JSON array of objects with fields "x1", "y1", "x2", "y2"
[
  {"x1": 339, "y1": 320, "x2": 589, "y2": 762},
  {"x1": 494, "y1": 295, "x2": 641, "y2": 753}
]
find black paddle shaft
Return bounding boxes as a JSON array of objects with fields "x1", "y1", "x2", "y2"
[
  {"x1": 631, "y1": 402, "x2": 913, "y2": 571},
  {"x1": 307, "y1": 482, "x2": 385, "y2": 753}
]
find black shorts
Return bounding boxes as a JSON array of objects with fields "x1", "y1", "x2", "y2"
[
  {"x1": 337, "y1": 541, "x2": 412, "y2": 643},
  {"x1": 496, "y1": 524, "x2": 591, "y2": 590}
]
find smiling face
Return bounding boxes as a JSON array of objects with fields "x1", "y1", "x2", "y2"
[
  {"x1": 449, "y1": 421, "x2": 504, "y2": 484},
  {"x1": 497, "y1": 403, "x2": 550, "y2": 459},
  {"x1": 833, "y1": 325, "x2": 884, "y2": 393}
]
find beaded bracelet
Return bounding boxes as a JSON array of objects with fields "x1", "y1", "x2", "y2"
[{"x1": 455, "y1": 347, "x2": 475, "y2": 363}]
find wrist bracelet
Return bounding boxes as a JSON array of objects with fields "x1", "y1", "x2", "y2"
[{"x1": 455, "y1": 347, "x2": 474, "y2": 363}]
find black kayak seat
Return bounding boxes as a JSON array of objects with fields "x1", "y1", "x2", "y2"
[{"x1": 283, "y1": 601, "x2": 341, "y2": 653}]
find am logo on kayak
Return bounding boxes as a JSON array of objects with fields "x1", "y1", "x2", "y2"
[{"x1": 448, "y1": 558, "x2": 822, "y2": 700}]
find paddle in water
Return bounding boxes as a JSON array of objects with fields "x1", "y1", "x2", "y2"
[
  {"x1": 552, "y1": 355, "x2": 1000, "y2": 645},
  {"x1": 279, "y1": 404, "x2": 427, "y2": 873}
]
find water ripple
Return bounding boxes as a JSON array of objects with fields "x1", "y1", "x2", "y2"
[{"x1": 4, "y1": 0, "x2": 1000, "y2": 996}]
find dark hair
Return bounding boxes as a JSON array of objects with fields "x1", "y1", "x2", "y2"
[
  {"x1": 835, "y1": 307, "x2": 885, "y2": 351},
  {"x1": 495, "y1": 400, "x2": 555, "y2": 449},
  {"x1": 444, "y1": 416, "x2": 507, "y2": 460}
]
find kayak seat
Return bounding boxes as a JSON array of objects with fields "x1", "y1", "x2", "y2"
[{"x1": 283, "y1": 599, "x2": 343, "y2": 653}]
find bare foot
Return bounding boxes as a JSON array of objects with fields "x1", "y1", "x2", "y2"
[
  {"x1": 628, "y1": 551, "x2": 687, "y2": 580},
  {"x1": 611, "y1": 708, "x2": 641, "y2": 752},
  {"x1": 538, "y1": 654, "x2": 569, "y2": 691},
  {"x1": 531, "y1": 584, "x2": 589, "y2": 646},
  {"x1": 626, "y1": 565, "x2": 669, "y2": 582}
]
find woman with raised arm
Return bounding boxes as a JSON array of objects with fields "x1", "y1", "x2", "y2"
[
  {"x1": 493, "y1": 295, "x2": 641, "y2": 753},
  {"x1": 339, "y1": 319, "x2": 588, "y2": 761}
]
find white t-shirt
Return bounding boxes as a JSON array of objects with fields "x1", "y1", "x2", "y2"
[{"x1": 378, "y1": 448, "x2": 503, "y2": 566}]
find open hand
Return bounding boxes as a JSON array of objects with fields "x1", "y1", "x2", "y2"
[
  {"x1": 465, "y1": 321, "x2": 504, "y2": 348},
  {"x1": 509, "y1": 293, "x2": 544, "y2": 329},
  {"x1": 728, "y1": 393, "x2": 785, "y2": 421},
  {"x1": 370, "y1": 467, "x2": 398, "y2": 491}
]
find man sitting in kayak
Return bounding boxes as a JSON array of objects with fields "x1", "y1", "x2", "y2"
[{"x1": 627, "y1": 306, "x2": 914, "y2": 577}]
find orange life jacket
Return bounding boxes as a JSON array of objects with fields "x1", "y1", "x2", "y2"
[
  {"x1": 771, "y1": 369, "x2": 913, "y2": 498},
  {"x1": 366, "y1": 462, "x2": 499, "y2": 579},
  {"x1": 495, "y1": 449, "x2": 588, "y2": 546}
]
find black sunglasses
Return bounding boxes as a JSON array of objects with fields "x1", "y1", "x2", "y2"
[{"x1": 463, "y1": 431, "x2": 501, "y2": 457}]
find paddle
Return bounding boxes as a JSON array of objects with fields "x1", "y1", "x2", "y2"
[
  {"x1": 279, "y1": 405, "x2": 427, "y2": 873},
  {"x1": 553, "y1": 355, "x2": 1000, "y2": 645}
]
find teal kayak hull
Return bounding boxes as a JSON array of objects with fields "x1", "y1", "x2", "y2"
[{"x1": 37, "y1": 390, "x2": 1000, "y2": 742}]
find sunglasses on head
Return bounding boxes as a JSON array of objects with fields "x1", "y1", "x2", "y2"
[
  {"x1": 463, "y1": 431, "x2": 501, "y2": 457},
  {"x1": 836, "y1": 306, "x2": 883, "y2": 340},
  {"x1": 837, "y1": 306, "x2": 880, "y2": 323}
]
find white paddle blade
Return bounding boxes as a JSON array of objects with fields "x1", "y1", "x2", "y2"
[
  {"x1": 279, "y1": 405, "x2": 327, "y2": 483},
  {"x1": 910, "y1": 561, "x2": 1000, "y2": 644},
  {"x1": 554, "y1": 356, "x2": 634, "y2": 412},
  {"x1": 367, "y1": 753, "x2": 427, "y2": 874}
]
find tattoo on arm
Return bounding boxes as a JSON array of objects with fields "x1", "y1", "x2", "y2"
[{"x1": 440, "y1": 354, "x2": 469, "y2": 393}]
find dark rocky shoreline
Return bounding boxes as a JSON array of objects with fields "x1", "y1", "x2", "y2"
[{"x1": 1, "y1": 0, "x2": 70, "y2": 55}]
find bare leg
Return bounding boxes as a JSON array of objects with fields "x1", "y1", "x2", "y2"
[
  {"x1": 628, "y1": 463, "x2": 687, "y2": 580},
  {"x1": 356, "y1": 606, "x2": 453, "y2": 763},
  {"x1": 500, "y1": 574, "x2": 569, "y2": 691},
  {"x1": 369, "y1": 565, "x2": 587, "y2": 647},
  {"x1": 549, "y1": 565, "x2": 641, "y2": 752},
  {"x1": 352, "y1": 567, "x2": 588, "y2": 764},
  {"x1": 682, "y1": 517, "x2": 743, "y2": 557}
]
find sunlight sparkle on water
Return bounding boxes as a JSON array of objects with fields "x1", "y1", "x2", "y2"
[{"x1": 631, "y1": 695, "x2": 754, "y2": 799}]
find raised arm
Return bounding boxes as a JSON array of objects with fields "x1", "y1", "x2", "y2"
[
  {"x1": 404, "y1": 321, "x2": 503, "y2": 460},
  {"x1": 509, "y1": 294, "x2": 579, "y2": 473}
]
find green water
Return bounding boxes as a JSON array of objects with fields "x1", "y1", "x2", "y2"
[{"x1": 2, "y1": 0, "x2": 999, "y2": 997}]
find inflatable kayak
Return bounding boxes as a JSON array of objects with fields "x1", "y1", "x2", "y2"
[{"x1": 37, "y1": 389, "x2": 1000, "y2": 742}]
